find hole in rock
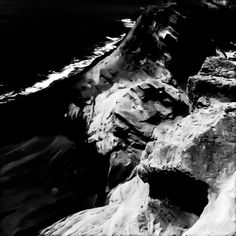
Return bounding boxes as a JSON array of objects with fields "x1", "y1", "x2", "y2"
[{"x1": 149, "y1": 169, "x2": 209, "y2": 216}]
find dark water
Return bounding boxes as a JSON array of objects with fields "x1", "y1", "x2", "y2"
[{"x1": 0, "y1": 0, "x2": 155, "y2": 96}]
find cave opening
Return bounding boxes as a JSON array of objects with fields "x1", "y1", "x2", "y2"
[{"x1": 148, "y1": 169, "x2": 209, "y2": 216}]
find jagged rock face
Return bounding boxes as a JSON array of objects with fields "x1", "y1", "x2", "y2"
[
  {"x1": 1, "y1": 1, "x2": 236, "y2": 236},
  {"x1": 41, "y1": 177, "x2": 149, "y2": 236},
  {"x1": 187, "y1": 52, "x2": 236, "y2": 106},
  {"x1": 41, "y1": 175, "x2": 200, "y2": 236},
  {"x1": 138, "y1": 102, "x2": 236, "y2": 186},
  {"x1": 41, "y1": 101, "x2": 236, "y2": 236},
  {"x1": 138, "y1": 101, "x2": 236, "y2": 232},
  {"x1": 71, "y1": 0, "x2": 236, "y2": 103},
  {"x1": 69, "y1": 0, "x2": 236, "y2": 192},
  {"x1": 85, "y1": 76, "x2": 189, "y2": 188},
  {"x1": 40, "y1": 2, "x2": 236, "y2": 234}
]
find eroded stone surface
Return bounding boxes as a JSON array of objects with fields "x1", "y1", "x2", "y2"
[
  {"x1": 138, "y1": 102, "x2": 236, "y2": 235},
  {"x1": 187, "y1": 53, "x2": 236, "y2": 106},
  {"x1": 41, "y1": 101, "x2": 236, "y2": 236},
  {"x1": 41, "y1": 175, "x2": 199, "y2": 236},
  {"x1": 138, "y1": 102, "x2": 236, "y2": 187},
  {"x1": 85, "y1": 77, "x2": 189, "y2": 188},
  {"x1": 40, "y1": 176, "x2": 149, "y2": 236},
  {"x1": 2, "y1": 1, "x2": 236, "y2": 235}
]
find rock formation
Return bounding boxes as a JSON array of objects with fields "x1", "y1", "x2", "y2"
[{"x1": 1, "y1": 0, "x2": 236, "y2": 235}]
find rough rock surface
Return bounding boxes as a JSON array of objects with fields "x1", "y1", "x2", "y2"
[
  {"x1": 41, "y1": 101, "x2": 236, "y2": 236},
  {"x1": 40, "y1": 1, "x2": 236, "y2": 235},
  {"x1": 41, "y1": 174, "x2": 200, "y2": 236},
  {"x1": 1, "y1": 0, "x2": 236, "y2": 235},
  {"x1": 139, "y1": 101, "x2": 236, "y2": 234},
  {"x1": 187, "y1": 52, "x2": 236, "y2": 106},
  {"x1": 86, "y1": 77, "x2": 189, "y2": 188},
  {"x1": 139, "y1": 102, "x2": 236, "y2": 185}
]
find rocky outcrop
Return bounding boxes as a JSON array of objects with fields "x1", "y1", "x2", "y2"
[
  {"x1": 138, "y1": 101, "x2": 236, "y2": 234},
  {"x1": 187, "y1": 52, "x2": 236, "y2": 106},
  {"x1": 41, "y1": 100, "x2": 236, "y2": 236},
  {"x1": 85, "y1": 77, "x2": 189, "y2": 188},
  {"x1": 41, "y1": 176, "x2": 149, "y2": 236},
  {"x1": 139, "y1": 102, "x2": 236, "y2": 184},
  {"x1": 1, "y1": 0, "x2": 236, "y2": 236},
  {"x1": 41, "y1": 174, "x2": 200, "y2": 236},
  {"x1": 70, "y1": 0, "x2": 236, "y2": 104},
  {"x1": 40, "y1": 0, "x2": 236, "y2": 234}
]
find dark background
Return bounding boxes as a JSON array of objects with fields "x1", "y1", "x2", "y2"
[{"x1": 0, "y1": 0, "x2": 155, "y2": 94}]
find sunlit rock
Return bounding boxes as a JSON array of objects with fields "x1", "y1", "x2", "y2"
[
  {"x1": 40, "y1": 174, "x2": 200, "y2": 236},
  {"x1": 138, "y1": 102, "x2": 236, "y2": 235},
  {"x1": 187, "y1": 52, "x2": 236, "y2": 106},
  {"x1": 40, "y1": 176, "x2": 149, "y2": 236},
  {"x1": 2, "y1": 0, "x2": 236, "y2": 235},
  {"x1": 139, "y1": 102, "x2": 236, "y2": 185},
  {"x1": 42, "y1": 101, "x2": 236, "y2": 236},
  {"x1": 84, "y1": 77, "x2": 189, "y2": 188}
]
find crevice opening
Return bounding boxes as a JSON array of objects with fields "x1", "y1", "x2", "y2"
[{"x1": 148, "y1": 169, "x2": 209, "y2": 216}]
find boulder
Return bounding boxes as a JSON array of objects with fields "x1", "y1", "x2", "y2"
[
  {"x1": 84, "y1": 76, "x2": 189, "y2": 188},
  {"x1": 40, "y1": 174, "x2": 200, "y2": 236},
  {"x1": 138, "y1": 102, "x2": 236, "y2": 235},
  {"x1": 187, "y1": 53, "x2": 236, "y2": 106}
]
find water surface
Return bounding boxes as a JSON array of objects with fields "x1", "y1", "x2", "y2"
[{"x1": 0, "y1": 1, "x2": 154, "y2": 97}]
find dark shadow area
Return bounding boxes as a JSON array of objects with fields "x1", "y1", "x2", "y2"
[
  {"x1": 0, "y1": 79, "x2": 110, "y2": 235},
  {"x1": 0, "y1": 134, "x2": 110, "y2": 236},
  {"x1": 149, "y1": 169, "x2": 209, "y2": 216}
]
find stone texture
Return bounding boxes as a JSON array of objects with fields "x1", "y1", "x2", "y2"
[
  {"x1": 1, "y1": 1, "x2": 236, "y2": 235},
  {"x1": 40, "y1": 176, "x2": 149, "y2": 236},
  {"x1": 41, "y1": 175, "x2": 199, "y2": 236},
  {"x1": 138, "y1": 102, "x2": 236, "y2": 235},
  {"x1": 69, "y1": 0, "x2": 236, "y2": 107},
  {"x1": 39, "y1": 1, "x2": 236, "y2": 235},
  {"x1": 138, "y1": 102, "x2": 236, "y2": 186},
  {"x1": 41, "y1": 102, "x2": 236, "y2": 236},
  {"x1": 84, "y1": 76, "x2": 189, "y2": 188},
  {"x1": 187, "y1": 53, "x2": 236, "y2": 106}
]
